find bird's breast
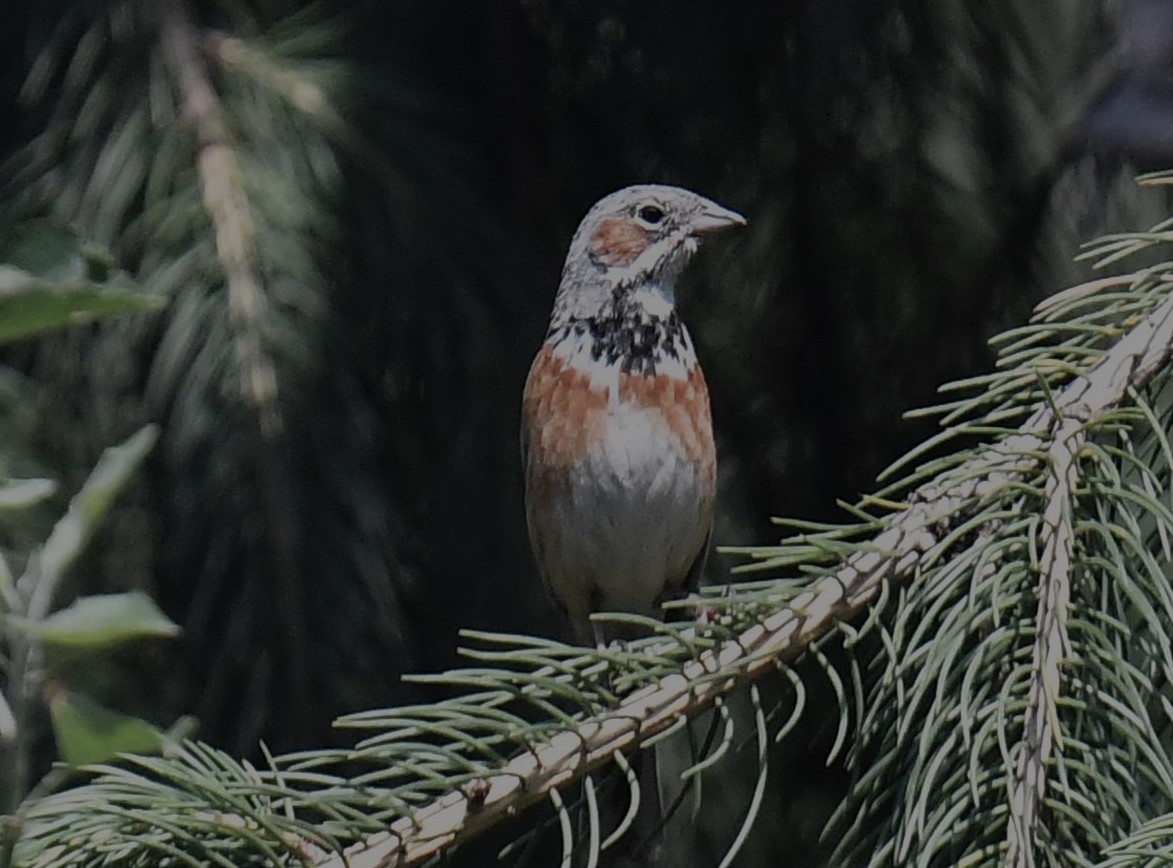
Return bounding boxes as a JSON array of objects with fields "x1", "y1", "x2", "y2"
[
  {"x1": 521, "y1": 337, "x2": 716, "y2": 618},
  {"x1": 522, "y1": 338, "x2": 714, "y2": 481}
]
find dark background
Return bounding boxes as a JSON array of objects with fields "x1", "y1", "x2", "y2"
[{"x1": 2, "y1": 0, "x2": 1171, "y2": 863}]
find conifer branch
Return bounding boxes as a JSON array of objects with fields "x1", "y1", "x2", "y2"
[
  {"x1": 1006, "y1": 416, "x2": 1081, "y2": 866},
  {"x1": 313, "y1": 268, "x2": 1173, "y2": 865},
  {"x1": 158, "y1": 0, "x2": 311, "y2": 737},
  {"x1": 159, "y1": 0, "x2": 282, "y2": 439},
  {"x1": 317, "y1": 588, "x2": 854, "y2": 866}
]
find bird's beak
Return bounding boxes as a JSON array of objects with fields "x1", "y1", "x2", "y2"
[{"x1": 690, "y1": 199, "x2": 747, "y2": 235}]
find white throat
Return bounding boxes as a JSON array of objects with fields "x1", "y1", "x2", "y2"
[{"x1": 629, "y1": 281, "x2": 676, "y2": 319}]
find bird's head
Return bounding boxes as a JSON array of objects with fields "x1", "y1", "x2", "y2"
[{"x1": 554, "y1": 184, "x2": 745, "y2": 322}]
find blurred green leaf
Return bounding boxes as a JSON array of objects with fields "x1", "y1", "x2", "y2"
[
  {"x1": 39, "y1": 425, "x2": 159, "y2": 581},
  {"x1": 0, "y1": 222, "x2": 160, "y2": 345},
  {"x1": 8, "y1": 590, "x2": 179, "y2": 647},
  {"x1": 0, "y1": 267, "x2": 161, "y2": 345},
  {"x1": 48, "y1": 688, "x2": 165, "y2": 766},
  {"x1": 0, "y1": 478, "x2": 57, "y2": 509}
]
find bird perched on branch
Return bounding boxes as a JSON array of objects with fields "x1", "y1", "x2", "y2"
[{"x1": 521, "y1": 184, "x2": 745, "y2": 646}]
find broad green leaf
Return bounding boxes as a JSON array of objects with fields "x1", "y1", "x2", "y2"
[
  {"x1": 38, "y1": 425, "x2": 159, "y2": 581},
  {"x1": 7, "y1": 590, "x2": 179, "y2": 647},
  {"x1": 48, "y1": 688, "x2": 165, "y2": 766},
  {"x1": 0, "y1": 477, "x2": 57, "y2": 509}
]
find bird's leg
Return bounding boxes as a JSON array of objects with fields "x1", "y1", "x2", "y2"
[
  {"x1": 692, "y1": 582, "x2": 733, "y2": 629},
  {"x1": 593, "y1": 620, "x2": 607, "y2": 651}
]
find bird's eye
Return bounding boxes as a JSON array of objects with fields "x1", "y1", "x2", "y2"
[{"x1": 637, "y1": 205, "x2": 665, "y2": 225}]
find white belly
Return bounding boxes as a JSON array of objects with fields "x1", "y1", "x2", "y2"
[{"x1": 548, "y1": 404, "x2": 709, "y2": 617}]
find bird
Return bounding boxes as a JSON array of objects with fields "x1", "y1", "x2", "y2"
[{"x1": 521, "y1": 184, "x2": 745, "y2": 646}]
